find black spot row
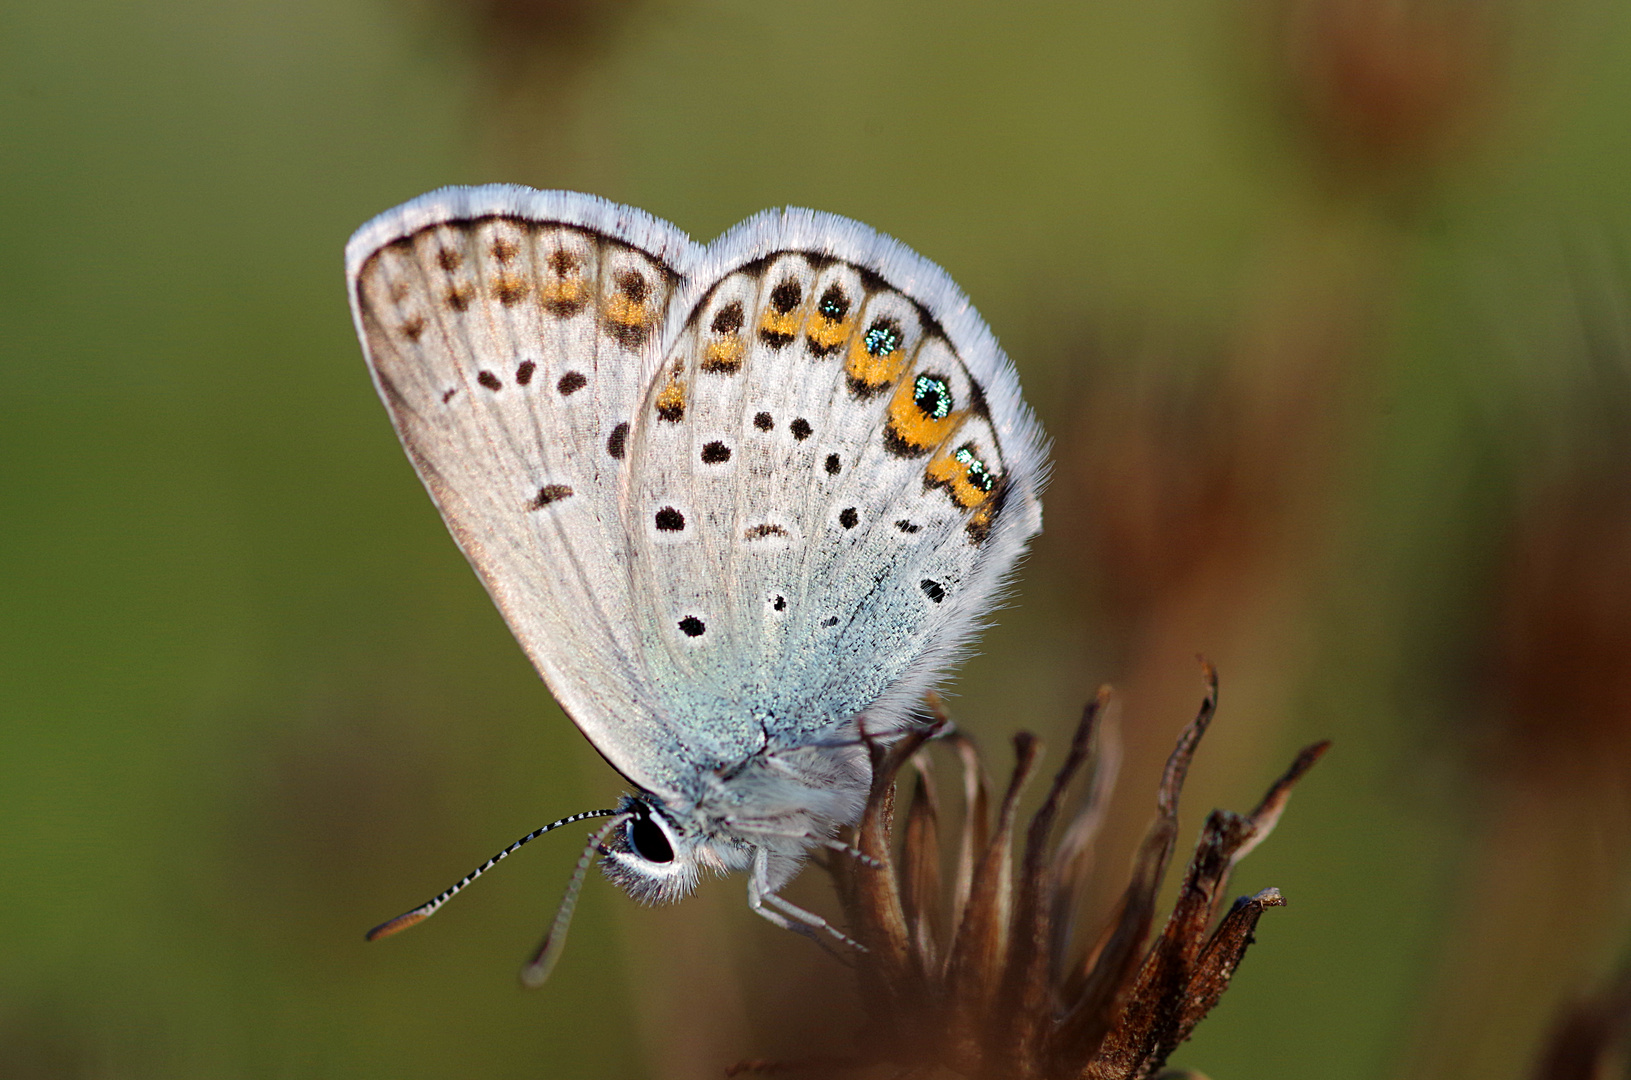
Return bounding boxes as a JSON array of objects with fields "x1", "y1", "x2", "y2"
[
  {"x1": 701, "y1": 441, "x2": 731, "y2": 464},
  {"x1": 655, "y1": 506, "x2": 684, "y2": 531},
  {"x1": 678, "y1": 616, "x2": 705, "y2": 637},
  {"x1": 473, "y1": 364, "x2": 586, "y2": 396}
]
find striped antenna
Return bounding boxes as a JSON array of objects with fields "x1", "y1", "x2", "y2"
[
  {"x1": 519, "y1": 813, "x2": 630, "y2": 988},
  {"x1": 365, "y1": 808, "x2": 622, "y2": 942}
]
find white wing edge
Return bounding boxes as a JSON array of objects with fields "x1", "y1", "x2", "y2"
[{"x1": 343, "y1": 184, "x2": 702, "y2": 286}]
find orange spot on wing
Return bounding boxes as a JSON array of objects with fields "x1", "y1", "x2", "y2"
[
  {"x1": 492, "y1": 274, "x2": 526, "y2": 305},
  {"x1": 759, "y1": 308, "x2": 800, "y2": 341},
  {"x1": 847, "y1": 335, "x2": 910, "y2": 393},
  {"x1": 926, "y1": 444, "x2": 1000, "y2": 510},
  {"x1": 540, "y1": 276, "x2": 587, "y2": 315},
  {"x1": 886, "y1": 378, "x2": 962, "y2": 456},
  {"x1": 656, "y1": 378, "x2": 686, "y2": 422},
  {"x1": 806, "y1": 312, "x2": 852, "y2": 354},
  {"x1": 702, "y1": 336, "x2": 746, "y2": 373}
]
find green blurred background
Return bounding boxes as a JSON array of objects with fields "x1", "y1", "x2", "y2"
[{"x1": 6, "y1": 1, "x2": 1631, "y2": 1077}]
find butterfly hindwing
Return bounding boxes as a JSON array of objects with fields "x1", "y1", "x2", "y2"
[{"x1": 623, "y1": 212, "x2": 1045, "y2": 759}]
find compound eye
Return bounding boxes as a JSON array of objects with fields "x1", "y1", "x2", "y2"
[{"x1": 626, "y1": 804, "x2": 675, "y2": 864}]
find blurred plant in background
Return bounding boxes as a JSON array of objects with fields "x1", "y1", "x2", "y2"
[
  {"x1": 1045, "y1": 0, "x2": 1512, "y2": 986},
  {"x1": 1266, "y1": 0, "x2": 1505, "y2": 189},
  {"x1": 402, "y1": 0, "x2": 652, "y2": 181},
  {"x1": 1400, "y1": 253, "x2": 1631, "y2": 1079}
]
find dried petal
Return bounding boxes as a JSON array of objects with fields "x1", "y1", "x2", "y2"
[
  {"x1": 901, "y1": 760, "x2": 944, "y2": 976},
  {"x1": 949, "y1": 730, "x2": 994, "y2": 935},
  {"x1": 1060, "y1": 674, "x2": 1217, "y2": 1060},
  {"x1": 999, "y1": 691, "x2": 1112, "y2": 1072},
  {"x1": 945, "y1": 734, "x2": 1040, "y2": 1066}
]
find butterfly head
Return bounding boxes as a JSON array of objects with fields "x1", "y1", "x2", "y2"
[{"x1": 598, "y1": 792, "x2": 753, "y2": 904}]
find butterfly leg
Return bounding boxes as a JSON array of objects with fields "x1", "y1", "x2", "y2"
[
  {"x1": 728, "y1": 819, "x2": 884, "y2": 870},
  {"x1": 747, "y1": 850, "x2": 865, "y2": 954}
]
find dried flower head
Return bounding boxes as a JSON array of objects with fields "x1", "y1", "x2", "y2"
[{"x1": 815, "y1": 668, "x2": 1328, "y2": 1080}]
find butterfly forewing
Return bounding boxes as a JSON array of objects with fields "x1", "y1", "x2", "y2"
[{"x1": 347, "y1": 191, "x2": 694, "y2": 789}]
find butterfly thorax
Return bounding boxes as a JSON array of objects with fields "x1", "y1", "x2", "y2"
[{"x1": 599, "y1": 737, "x2": 870, "y2": 904}]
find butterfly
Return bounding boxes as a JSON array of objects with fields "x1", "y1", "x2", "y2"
[{"x1": 346, "y1": 186, "x2": 1046, "y2": 982}]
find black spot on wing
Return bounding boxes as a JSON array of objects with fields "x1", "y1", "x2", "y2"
[
  {"x1": 770, "y1": 279, "x2": 801, "y2": 313},
  {"x1": 712, "y1": 301, "x2": 744, "y2": 334},
  {"x1": 615, "y1": 269, "x2": 650, "y2": 302},
  {"x1": 530, "y1": 484, "x2": 573, "y2": 509}
]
